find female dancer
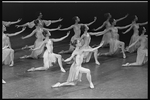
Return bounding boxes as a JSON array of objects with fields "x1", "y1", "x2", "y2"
[
  {"x1": 52, "y1": 39, "x2": 103, "y2": 89},
  {"x1": 3, "y1": 19, "x2": 21, "y2": 28},
  {"x1": 93, "y1": 16, "x2": 131, "y2": 58},
  {"x1": 122, "y1": 27, "x2": 148, "y2": 66},
  {"x1": 27, "y1": 31, "x2": 70, "y2": 72},
  {"x1": 78, "y1": 25, "x2": 105, "y2": 65},
  {"x1": 122, "y1": 15, "x2": 148, "y2": 53},
  {"x1": 20, "y1": 24, "x2": 62, "y2": 59},
  {"x1": 2, "y1": 25, "x2": 26, "y2": 66},
  {"x1": 2, "y1": 19, "x2": 22, "y2": 84},
  {"x1": 92, "y1": 13, "x2": 128, "y2": 48},
  {"x1": 59, "y1": 16, "x2": 97, "y2": 54},
  {"x1": 16, "y1": 12, "x2": 62, "y2": 29}
]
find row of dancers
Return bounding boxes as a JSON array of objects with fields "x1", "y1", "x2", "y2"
[{"x1": 2, "y1": 13, "x2": 148, "y2": 88}]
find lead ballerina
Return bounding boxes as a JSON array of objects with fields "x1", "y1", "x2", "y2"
[
  {"x1": 27, "y1": 31, "x2": 70, "y2": 72},
  {"x1": 52, "y1": 39, "x2": 104, "y2": 89}
]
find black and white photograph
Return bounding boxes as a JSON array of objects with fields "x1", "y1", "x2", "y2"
[{"x1": 2, "y1": 1, "x2": 148, "y2": 99}]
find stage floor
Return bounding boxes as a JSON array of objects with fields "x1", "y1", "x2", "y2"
[{"x1": 2, "y1": 44, "x2": 148, "y2": 99}]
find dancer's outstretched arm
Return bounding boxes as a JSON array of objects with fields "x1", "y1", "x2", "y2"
[
  {"x1": 138, "y1": 21, "x2": 148, "y2": 26},
  {"x1": 86, "y1": 17, "x2": 97, "y2": 26},
  {"x1": 16, "y1": 20, "x2": 35, "y2": 28},
  {"x1": 42, "y1": 25, "x2": 61, "y2": 31},
  {"x1": 89, "y1": 28, "x2": 110, "y2": 36},
  {"x1": 82, "y1": 41, "x2": 104, "y2": 52},
  {"x1": 31, "y1": 40, "x2": 46, "y2": 51},
  {"x1": 93, "y1": 13, "x2": 111, "y2": 31},
  {"x1": 51, "y1": 31, "x2": 70, "y2": 42},
  {"x1": 126, "y1": 26, "x2": 146, "y2": 49},
  {"x1": 115, "y1": 14, "x2": 128, "y2": 22},
  {"x1": 51, "y1": 18, "x2": 63, "y2": 23},
  {"x1": 3, "y1": 19, "x2": 22, "y2": 26},
  {"x1": 116, "y1": 23, "x2": 132, "y2": 30},
  {"x1": 22, "y1": 29, "x2": 36, "y2": 39},
  {"x1": 42, "y1": 18, "x2": 63, "y2": 26},
  {"x1": 59, "y1": 25, "x2": 74, "y2": 31},
  {"x1": 122, "y1": 25, "x2": 133, "y2": 34},
  {"x1": 93, "y1": 21, "x2": 106, "y2": 31},
  {"x1": 127, "y1": 37, "x2": 140, "y2": 50},
  {"x1": 6, "y1": 27, "x2": 26, "y2": 37},
  {"x1": 64, "y1": 51, "x2": 76, "y2": 62}
]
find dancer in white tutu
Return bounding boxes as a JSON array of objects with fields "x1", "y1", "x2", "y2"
[
  {"x1": 27, "y1": 31, "x2": 70, "y2": 72},
  {"x1": 52, "y1": 39, "x2": 104, "y2": 89},
  {"x1": 122, "y1": 15, "x2": 148, "y2": 53},
  {"x1": 122, "y1": 27, "x2": 148, "y2": 66},
  {"x1": 59, "y1": 16, "x2": 97, "y2": 54}
]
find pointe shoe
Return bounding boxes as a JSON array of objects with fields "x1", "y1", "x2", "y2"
[
  {"x1": 27, "y1": 67, "x2": 35, "y2": 71},
  {"x1": 20, "y1": 55, "x2": 27, "y2": 59},
  {"x1": 123, "y1": 55, "x2": 126, "y2": 59},
  {"x1": 90, "y1": 83, "x2": 94, "y2": 89},
  {"x1": 9, "y1": 61, "x2": 14, "y2": 66},
  {"x1": 61, "y1": 69, "x2": 66, "y2": 73},
  {"x1": 122, "y1": 63, "x2": 129, "y2": 66},
  {"x1": 95, "y1": 61, "x2": 100, "y2": 65},
  {"x1": 52, "y1": 82, "x2": 61, "y2": 88},
  {"x1": 2, "y1": 80, "x2": 6, "y2": 84}
]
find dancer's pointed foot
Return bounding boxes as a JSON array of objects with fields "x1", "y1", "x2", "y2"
[
  {"x1": 61, "y1": 68, "x2": 66, "y2": 73},
  {"x1": 52, "y1": 82, "x2": 61, "y2": 88},
  {"x1": 95, "y1": 61, "x2": 100, "y2": 65},
  {"x1": 122, "y1": 63, "x2": 129, "y2": 66},
  {"x1": 27, "y1": 67, "x2": 35, "y2": 71},
  {"x1": 20, "y1": 55, "x2": 28, "y2": 59},
  {"x1": 90, "y1": 83, "x2": 94, "y2": 89},
  {"x1": 9, "y1": 61, "x2": 14, "y2": 66},
  {"x1": 123, "y1": 54, "x2": 126, "y2": 59},
  {"x1": 2, "y1": 80, "x2": 6, "y2": 83}
]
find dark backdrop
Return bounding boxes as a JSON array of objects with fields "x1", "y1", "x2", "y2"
[{"x1": 2, "y1": 2, "x2": 148, "y2": 50}]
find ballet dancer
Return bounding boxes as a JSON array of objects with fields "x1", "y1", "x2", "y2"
[
  {"x1": 2, "y1": 25, "x2": 26, "y2": 66},
  {"x1": 122, "y1": 27, "x2": 148, "y2": 66},
  {"x1": 20, "y1": 24, "x2": 62, "y2": 59},
  {"x1": 52, "y1": 39, "x2": 104, "y2": 89},
  {"x1": 94, "y1": 15, "x2": 131, "y2": 58},
  {"x1": 58, "y1": 16, "x2": 97, "y2": 54},
  {"x1": 92, "y1": 13, "x2": 128, "y2": 48},
  {"x1": 27, "y1": 31, "x2": 70, "y2": 72},
  {"x1": 3, "y1": 19, "x2": 22, "y2": 29},
  {"x1": 122, "y1": 15, "x2": 148, "y2": 53},
  {"x1": 78, "y1": 25, "x2": 106, "y2": 65},
  {"x1": 16, "y1": 12, "x2": 62, "y2": 29}
]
